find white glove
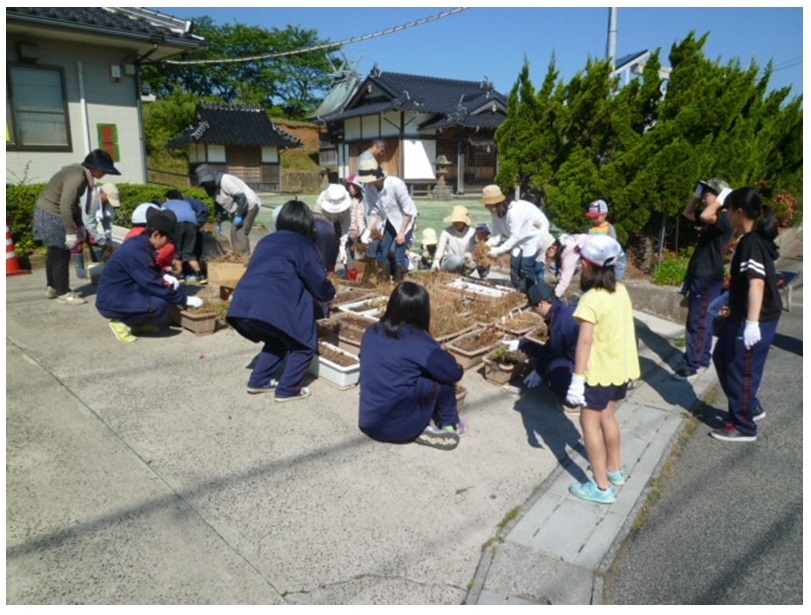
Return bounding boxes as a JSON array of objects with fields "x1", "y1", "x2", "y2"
[
  {"x1": 186, "y1": 296, "x2": 204, "y2": 309},
  {"x1": 502, "y1": 339, "x2": 519, "y2": 352},
  {"x1": 338, "y1": 245, "x2": 347, "y2": 265},
  {"x1": 360, "y1": 228, "x2": 372, "y2": 244},
  {"x1": 488, "y1": 248, "x2": 502, "y2": 258},
  {"x1": 163, "y1": 274, "x2": 180, "y2": 290},
  {"x1": 431, "y1": 261, "x2": 441, "y2": 271},
  {"x1": 524, "y1": 371, "x2": 542, "y2": 388},
  {"x1": 65, "y1": 234, "x2": 79, "y2": 250},
  {"x1": 566, "y1": 374, "x2": 586, "y2": 408},
  {"x1": 485, "y1": 236, "x2": 500, "y2": 247},
  {"x1": 104, "y1": 229, "x2": 112, "y2": 242},
  {"x1": 743, "y1": 320, "x2": 761, "y2": 350}
]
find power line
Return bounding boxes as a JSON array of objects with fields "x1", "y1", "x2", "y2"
[{"x1": 164, "y1": 7, "x2": 468, "y2": 66}]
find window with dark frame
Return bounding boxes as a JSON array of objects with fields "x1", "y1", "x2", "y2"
[{"x1": 6, "y1": 63, "x2": 71, "y2": 151}]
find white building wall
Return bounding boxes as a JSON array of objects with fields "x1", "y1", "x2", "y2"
[{"x1": 6, "y1": 37, "x2": 146, "y2": 185}]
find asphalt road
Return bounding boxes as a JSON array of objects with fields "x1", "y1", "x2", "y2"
[{"x1": 602, "y1": 248, "x2": 803, "y2": 605}]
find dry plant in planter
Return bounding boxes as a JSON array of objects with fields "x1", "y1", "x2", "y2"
[
  {"x1": 467, "y1": 290, "x2": 528, "y2": 325},
  {"x1": 318, "y1": 342, "x2": 360, "y2": 367}
]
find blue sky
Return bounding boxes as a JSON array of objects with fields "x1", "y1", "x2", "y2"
[{"x1": 157, "y1": 5, "x2": 803, "y2": 100}]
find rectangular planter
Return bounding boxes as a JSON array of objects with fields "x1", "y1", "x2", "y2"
[
  {"x1": 168, "y1": 305, "x2": 218, "y2": 335},
  {"x1": 445, "y1": 326, "x2": 504, "y2": 370},
  {"x1": 496, "y1": 310, "x2": 544, "y2": 337},
  {"x1": 330, "y1": 287, "x2": 376, "y2": 310},
  {"x1": 524, "y1": 324, "x2": 550, "y2": 346},
  {"x1": 446, "y1": 278, "x2": 510, "y2": 302},
  {"x1": 317, "y1": 312, "x2": 376, "y2": 355},
  {"x1": 308, "y1": 341, "x2": 360, "y2": 390},
  {"x1": 338, "y1": 295, "x2": 388, "y2": 318}
]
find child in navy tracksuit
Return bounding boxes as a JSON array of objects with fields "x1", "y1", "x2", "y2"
[
  {"x1": 710, "y1": 188, "x2": 782, "y2": 442},
  {"x1": 518, "y1": 281, "x2": 580, "y2": 401},
  {"x1": 227, "y1": 201, "x2": 335, "y2": 402},
  {"x1": 358, "y1": 282, "x2": 465, "y2": 450}
]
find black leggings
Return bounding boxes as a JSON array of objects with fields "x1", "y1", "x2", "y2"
[{"x1": 46, "y1": 246, "x2": 72, "y2": 294}]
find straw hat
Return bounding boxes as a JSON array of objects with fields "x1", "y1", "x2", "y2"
[
  {"x1": 480, "y1": 184, "x2": 507, "y2": 206},
  {"x1": 99, "y1": 182, "x2": 121, "y2": 207},
  {"x1": 316, "y1": 184, "x2": 352, "y2": 214},
  {"x1": 421, "y1": 228, "x2": 438, "y2": 245},
  {"x1": 444, "y1": 205, "x2": 471, "y2": 225},
  {"x1": 357, "y1": 157, "x2": 386, "y2": 184}
]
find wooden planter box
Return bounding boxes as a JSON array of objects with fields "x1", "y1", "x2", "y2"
[
  {"x1": 308, "y1": 341, "x2": 361, "y2": 390},
  {"x1": 482, "y1": 349, "x2": 530, "y2": 386},
  {"x1": 445, "y1": 326, "x2": 504, "y2": 370},
  {"x1": 168, "y1": 305, "x2": 218, "y2": 335}
]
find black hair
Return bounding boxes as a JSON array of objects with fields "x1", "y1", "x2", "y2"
[
  {"x1": 378, "y1": 281, "x2": 431, "y2": 338},
  {"x1": 165, "y1": 189, "x2": 184, "y2": 200},
  {"x1": 580, "y1": 261, "x2": 617, "y2": 294},
  {"x1": 725, "y1": 187, "x2": 778, "y2": 241},
  {"x1": 276, "y1": 200, "x2": 316, "y2": 239}
]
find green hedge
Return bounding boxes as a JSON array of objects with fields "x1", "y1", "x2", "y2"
[{"x1": 5, "y1": 183, "x2": 213, "y2": 255}]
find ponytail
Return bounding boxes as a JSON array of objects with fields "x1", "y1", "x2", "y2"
[{"x1": 726, "y1": 187, "x2": 779, "y2": 241}]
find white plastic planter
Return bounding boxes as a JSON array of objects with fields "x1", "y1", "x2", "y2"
[
  {"x1": 337, "y1": 295, "x2": 388, "y2": 319},
  {"x1": 446, "y1": 278, "x2": 509, "y2": 300},
  {"x1": 308, "y1": 342, "x2": 361, "y2": 390}
]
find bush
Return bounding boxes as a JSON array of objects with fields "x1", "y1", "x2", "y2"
[
  {"x1": 769, "y1": 190, "x2": 802, "y2": 228},
  {"x1": 5, "y1": 183, "x2": 214, "y2": 255},
  {"x1": 651, "y1": 248, "x2": 690, "y2": 286}
]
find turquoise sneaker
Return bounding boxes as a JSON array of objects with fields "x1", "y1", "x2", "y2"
[
  {"x1": 569, "y1": 481, "x2": 616, "y2": 504},
  {"x1": 607, "y1": 468, "x2": 627, "y2": 486}
]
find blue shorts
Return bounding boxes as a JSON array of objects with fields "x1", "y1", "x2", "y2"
[{"x1": 584, "y1": 382, "x2": 629, "y2": 411}]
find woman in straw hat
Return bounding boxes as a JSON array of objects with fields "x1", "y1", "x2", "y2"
[
  {"x1": 479, "y1": 184, "x2": 549, "y2": 291},
  {"x1": 316, "y1": 183, "x2": 354, "y2": 269},
  {"x1": 431, "y1": 205, "x2": 477, "y2": 274}
]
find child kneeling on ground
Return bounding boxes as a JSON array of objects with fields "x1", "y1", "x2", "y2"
[
  {"x1": 358, "y1": 281, "x2": 466, "y2": 450},
  {"x1": 566, "y1": 235, "x2": 640, "y2": 504}
]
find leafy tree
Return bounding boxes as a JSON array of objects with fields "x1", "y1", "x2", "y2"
[
  {"x1": 496, "y1": 30, "x2": 802, "y2": 257},
  {"x1": 140, "y1": 17, "x2": 337, "y2": 118}
]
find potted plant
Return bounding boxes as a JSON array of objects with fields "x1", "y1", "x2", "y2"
[{"x1": 482, "y1": 346, "x2": 529, "y2": 386}]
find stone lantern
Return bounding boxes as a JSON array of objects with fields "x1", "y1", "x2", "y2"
[{"x1": 432, "y1": 155, "x2": 453, "y2": 200}]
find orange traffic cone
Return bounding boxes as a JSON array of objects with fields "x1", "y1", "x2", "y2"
[{"x1": 6, "y1": 225, "x2": 31, "y2": 276}]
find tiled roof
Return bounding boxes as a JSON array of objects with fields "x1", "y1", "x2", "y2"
[
  {"x1": 319, "y1": 67, "x2": 507, "y2": 130},
  {"x1": 6, "y1": 7, "x2": 204, "y2": 45},
  {"x1": 168, "y1": 103, "x2": 301, "y2": 149}
]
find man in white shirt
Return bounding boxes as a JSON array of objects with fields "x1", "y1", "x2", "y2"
[
  {"x1": 357, "y1": 158, "x2": 418, "y2": 283},
  {"x1": 480, "y1": 184, "x2": 549, "y2": 291}
]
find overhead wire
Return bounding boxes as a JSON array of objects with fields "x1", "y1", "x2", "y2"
[{"x1": 164, "y1": 7, "x2": 468, "y2": 66}]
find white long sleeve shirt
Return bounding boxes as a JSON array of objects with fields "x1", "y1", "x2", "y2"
[
  {"x1": 363, "y1": 176, "x2": 417, "y2": 234},
  {"x1": 490, "y1": 199, "x2": 547, "y2": 258},
  {"x1": 554, "y1": 233, "x2": 589, "y2": 298},
  {"x1": 434, "y1": 225, "x2": 477, "y2": 267},
  {"x1": 215, "y1": 173, "x2": 261, "y2": 214}
]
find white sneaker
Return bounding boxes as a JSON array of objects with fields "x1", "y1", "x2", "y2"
[
  {"x1": 56, "y1": 291, "x2": 87, "y2": 305},
  {"x1": 46, "y1": 286, "x2": 59, "y2": 299}
]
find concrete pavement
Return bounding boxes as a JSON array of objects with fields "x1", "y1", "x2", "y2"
[{"x1": 3, "y1": 236, "x2": 743, "y2": 605}]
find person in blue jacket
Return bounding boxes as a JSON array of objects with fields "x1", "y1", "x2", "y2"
[
  {"x1": 358, "y1": 281, "x2": 465, "y2": 450},
  {"x1": 513, "y1": 281, "x2": 580, "y2": 403},
  {"x1": 96, "y1": 210, "x2": 203, "y2": 343},
  {"x1": 226, "y1": 200, "x2": 336, "y2": 402}
]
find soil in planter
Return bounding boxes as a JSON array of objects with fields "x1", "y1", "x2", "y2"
[
  {"x1": 468, "y1": 292, "x2": 528, "y2": 326},
  {"x1": 525, "y1": 323, "x2": 550, "y2": 344},
  {"x1": 454, "y1": 326, "x2": 503, "y2": 352},
  {"x1": 318, "y1": 343, "x2": 359, "y2": 367}
]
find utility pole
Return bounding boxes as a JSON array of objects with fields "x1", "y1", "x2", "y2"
[{"x1": 607, "y1": 7, "x2": 618, "y2": 72}]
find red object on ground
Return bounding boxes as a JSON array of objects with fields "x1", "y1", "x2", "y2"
[{"x1": 6, "y1": 226, "x2": 31, "y2": 276}]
